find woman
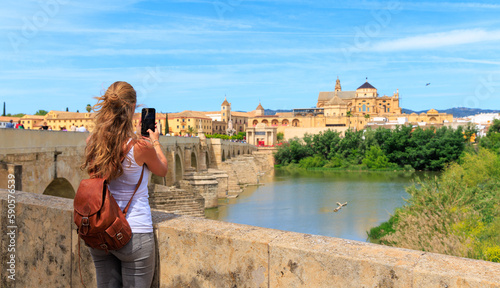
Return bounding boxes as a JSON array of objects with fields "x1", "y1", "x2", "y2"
[{"x1": 81, "y1": 81, "x2": 167, "y2": 288}]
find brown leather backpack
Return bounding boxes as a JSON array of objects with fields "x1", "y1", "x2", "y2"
[{"x1": 73, "y1": 140, "x2": 144, "y2": 252}]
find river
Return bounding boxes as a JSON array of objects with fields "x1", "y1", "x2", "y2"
[{"x1": 205, "y1": 169, "x2": 434, "y2": 242}]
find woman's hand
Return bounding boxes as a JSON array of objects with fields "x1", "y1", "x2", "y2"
[
  {"x1": 147, "y1": 123, "x2": 160, "y2": 142},
  {"x1": 134, "y1": 122, "x2": 168, "y2": 177}
]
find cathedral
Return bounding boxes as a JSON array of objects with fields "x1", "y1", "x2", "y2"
[
  {"x1": 317, "y1": 77, "x2": 402, "y2": 116},
  {"x1": 248, "y1": 77, "x2": 453, "y2": 141}
]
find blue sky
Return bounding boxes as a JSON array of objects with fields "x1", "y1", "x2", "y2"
[{"x1": 1, "y1": 0, "x2": 500, "y2": 115}]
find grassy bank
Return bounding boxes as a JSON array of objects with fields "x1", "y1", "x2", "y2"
[{"x1": 367, "y1": 148, "x2": 500, "y2": 263}]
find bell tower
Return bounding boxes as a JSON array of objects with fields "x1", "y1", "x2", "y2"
[
  {"x1": 335, "y1": 76, "x2": 342, "y2": 92},
  {"x1": 221, "y1": 97, "x2": 230, "y2": 122}
]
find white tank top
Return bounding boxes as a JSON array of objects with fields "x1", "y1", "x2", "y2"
[{"x1": 108, "y1": 141, "x2": 153, "y2": 233}]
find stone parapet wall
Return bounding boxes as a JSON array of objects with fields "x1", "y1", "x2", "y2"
[{"x1": 2, "y1": 189, "x2": 499, "y2": 287}]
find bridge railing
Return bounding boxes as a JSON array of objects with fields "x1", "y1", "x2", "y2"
[{"x1": 1, "y1": 189, "x2": 499, "y2": 287}]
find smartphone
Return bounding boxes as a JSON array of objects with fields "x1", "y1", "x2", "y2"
[{"x1": 141, "y1": 108, "x2": 156, "y2": 137}]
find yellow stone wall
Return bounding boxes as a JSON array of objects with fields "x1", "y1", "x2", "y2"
[{"x1": 168, "y1": 116, "x2": 213, "y2": 136}]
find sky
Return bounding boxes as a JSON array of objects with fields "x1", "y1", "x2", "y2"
[{"x1": 1, "y1": 0, "x2": 500, "y2": 115}]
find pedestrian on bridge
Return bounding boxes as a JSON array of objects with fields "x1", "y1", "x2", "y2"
[{"x1": 81, "y1": 81, "x2": 168, "y2": 288}]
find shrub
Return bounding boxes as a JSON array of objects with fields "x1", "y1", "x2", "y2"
[{"x1": 298, "y1": 155, "x2": 326, "y2": 169}]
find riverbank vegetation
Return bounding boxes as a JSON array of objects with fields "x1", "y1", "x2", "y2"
[
  {"x1": 274, "y1": 125, "x2": 467, "y2": 171},
  {"x1": 206, "y1": 132, "x2": 246, "y2": 141},
  {"x1": 368, "y1": 120, "x2": 500, "y2": 263}
]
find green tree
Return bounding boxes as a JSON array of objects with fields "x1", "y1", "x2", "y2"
[
  {"x1": 346, "y1": 110, "x2": 353, "y2": 129},
  {"x1": 299, "y1": 155, "x2": 326, "y2": 168},
  {"x1": 379, "y1": 125, "x2": 413, "y2": 167},
  {"x1": 277, "y1": 132, "x2": 284, "y2": 142},
  {"x1": 186, "y1": 126, "x2": 196, "y2": 136},
  {"x1": 488, "y1": 119, "x2": 500, "y2": 136},
  {"x1": 362, "y1": 146, "x2": 392, "y2": 169},
  {"x1": 480, "y1": 119, "x2": 500, "y2": 153},
  {"x1": 165, "y1": 114, "x2": 169, "y2": 135},
  {"x1": 35, "y1": 110, "x2": 48, "y2": 116},
  {"x1": 231, "y1": 132, "x2": 246, "y2": 141},
  {"x1": 7, "y1": 113, "x2": 25, "y2": 117},
  {"x1": 310, "y1": 130, "x2": 341, "y2": 159},
  {"x1": 370, "y1": 149, "x2": 500, "y2": 263},
  {"x1": 336, "y1": 129, "x2": 364, "y2": 164},
  {"x1": 86, "y1": 104, "x2": 92, "y2": 113},
  {"x1": 274, "y1": 138, "x2": 313, "y2": 165},
  {"x1": 463, "y1": 122, "x2": 478, "y2": 143}
]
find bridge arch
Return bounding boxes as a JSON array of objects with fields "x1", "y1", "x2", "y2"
[
  {"x1": 43, "y1": 178, "x2": 75, "y2": 199},
  {"x1": 191, "y1": 151, "x2": 198, "y2": 171},
  {"x1": 175, "y1": 153, "x2": 183, "y2": 184},
  {"x1": 174, "y1": 146, "x2": 184, "y2": 184},
  {"x1": 205, "y1": 152, "x2": 210, "y2": 169}
]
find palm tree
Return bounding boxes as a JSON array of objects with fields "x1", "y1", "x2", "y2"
[
  {"x1": 346, "y1": 110, "x2": 352, "y2": 129},
  {"x1": 165, "y1": 114, "x2": 169, "y2": 135},
  {"x1": 186, "y1": 126, "x2": 195, "y2": 136}
]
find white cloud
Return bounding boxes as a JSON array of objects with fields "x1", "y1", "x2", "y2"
[{"x1": 371, "y1": 29, "x2": 500, "y2": 52}]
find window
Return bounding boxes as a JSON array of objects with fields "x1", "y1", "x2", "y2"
[
  {"x1": 367, "y1": 107, "x2": 370, "y2": 112},
  {"x1": 362, "y1": 104, "x2": 366, "y2": 112},
  {"x1": 223, "y1": 113, "x2": 225, "y2": 116},
  {"x1": 188, "y1": 119, "x2": 190, "y2": 121},
  {"x1": 177, "y1": 125, "x2": 179, "y2": 128},
  {"x1": 182, "y1": 126, "x2": 185, "y2": 129},
  {"x1": 388, "y1": 108, "x2": 390, "y2": 112},
  {"x1": 177, "y1": 119, "x2": 179, "y2": 122},
  {"x1": 223, "y1": 107, "x2": 225, "y2": 110},
  {"x1": 359, "y1": 108, "x2": 361, "y2": 112}
]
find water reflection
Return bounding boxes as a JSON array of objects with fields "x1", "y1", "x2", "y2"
[{"x1": 206, "y1": 170, "x2": 434, "y2": 242}]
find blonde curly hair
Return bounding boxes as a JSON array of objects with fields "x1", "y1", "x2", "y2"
[{"x1": 81, "y1": 81, "x2": 139, "y2": 180}]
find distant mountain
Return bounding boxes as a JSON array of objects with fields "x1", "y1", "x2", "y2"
[
  {"x1": 263, "y1": 107, "x2": 499, "y2": 117},
  {"x1": 264, "y1": 109, "x2": 293, "y2": 115},
  {"x1": 403, "y1": 107, "x2": 500, "y2": 118}
]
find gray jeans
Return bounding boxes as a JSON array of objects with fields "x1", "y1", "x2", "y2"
[{"x1": 89, "y1": 233, "x2": 156, "y2": 288}]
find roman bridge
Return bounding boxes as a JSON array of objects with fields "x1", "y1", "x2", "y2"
[{"x1": 0, "y1": 129, "x2": 257, "y2": 198}]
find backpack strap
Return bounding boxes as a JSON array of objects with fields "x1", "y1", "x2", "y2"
[
  {"x1": 121, "y1": 139, "x2": 136, "y2": 163},
  {"x1": 123, "y1": 165, "x2": 145, "y2": 215},
  {"x1": 118, "y1": 138, "x2": 145, "y2": 215}
]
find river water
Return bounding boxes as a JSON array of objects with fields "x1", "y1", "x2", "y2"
[{"x1": 206, "y1": 169, "x2": 433, "y2": 242}]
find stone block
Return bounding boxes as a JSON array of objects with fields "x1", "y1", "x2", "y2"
[
  {"x1": 0, "y1": 190, "x2": 74, "y2": 287},
  {"x1": 71, "y1": 226, "x2": 96, "y2": 287},
  {"x1": 269, "y1": 232, "x2": 420, "y2": 287},
  {"x1": 155, "y1": 215, "x2": 285, "y2": 288},
  {"x1": 413, "y1": 252, "x2": 500, "y2": 287}
]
